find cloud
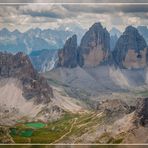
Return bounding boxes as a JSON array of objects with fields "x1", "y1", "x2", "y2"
[
  {"x1": 63, "y1": 4, "x2": 148, "y2": 14},
  {"x1": 18, "y1": 4, "x2": 77, "y2": 19},
  {"x1": 0, "y1": 3, "x2": 147, "y2": 32}
]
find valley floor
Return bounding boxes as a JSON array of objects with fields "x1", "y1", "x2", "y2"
[{"x1": 1, "y1": 108, "x2": 147, "y2": 144}]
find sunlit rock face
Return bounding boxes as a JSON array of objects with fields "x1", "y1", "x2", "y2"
[
  {"x1": 78, "y1": 22, "x2": 110, "y2": 68},
  {"x1": 112, "y1": 26, "x2": 148, "y2": 69},
  {"x1": 123, "y1": 48, "x2": 147, "y2": 69}
]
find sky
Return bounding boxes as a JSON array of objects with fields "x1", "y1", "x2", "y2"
[{"x1": 0, "y1": 0, "x2": 148, "y2": 32}]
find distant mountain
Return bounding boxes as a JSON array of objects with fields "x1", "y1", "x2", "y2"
[
  {"x1": 137, "y1": 26, "x2": 148, "y2": 45},
  {"x1": 29, "y1": 49, "x2": 58, "y2": 72},
  {"x1": 57, "y1": 23, "x2": 86, "y2": 44},
  {"x1": 110, "y1": 34, "x2": 118, "y2": 51},
  {"x1": 110, "y1": 27, "x2": 122, "y2": 37},
  {"x1": 110, "y1": 27, "x2": 121, "y2": 51},
  {"x1": 112, "y1": 26, "x2": 148, "y2": 69},
  {"x1": 0, "y1": 27, "x2": 74, "y2": 54}
]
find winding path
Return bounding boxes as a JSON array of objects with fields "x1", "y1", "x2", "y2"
[{"x1": 51, "y1": 118, "x2": 78, "y2": 144}]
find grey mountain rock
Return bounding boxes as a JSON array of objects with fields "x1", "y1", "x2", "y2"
[
  {"x1": 57, "y1": 34, "x2": 78, "y2": 68},
  {"x1": 136, "y1": 98, "x2": 148, "y2": 127},
  {"x1": 112, "y1": 26, "x2": 148, "y2": 69},
  {"x1": 78, "y1": 22, "x2": 110, "y2": 67},
  {"x1": 0, "y1": 52, "x2": 53, "y2": 104}
]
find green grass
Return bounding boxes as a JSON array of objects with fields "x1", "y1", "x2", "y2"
[
  {"x1": 9, "y1": 112, "x2": 106, "y2": 144},
  {"x1": 10, "y1": 128, "x2": 33, "y2": 137},
  {"x1": 20, "y1": 130, "x2": 33, "y2": 137},
  {"x1": 10, "y1": 113, "x2": 80, "y2": 143}
]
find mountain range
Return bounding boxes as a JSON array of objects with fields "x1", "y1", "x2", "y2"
[
  {"x1": 0, "y1": 27, "x2": 83, "y2": 54},
  {"x1": 1, "y1": 22, "x2": 148, "y2": 144},
  {"x1": 56, "y1": 23, "x2": 148, "y2": 69}
]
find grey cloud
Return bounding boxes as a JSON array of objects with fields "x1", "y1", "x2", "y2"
[
  {"x1": 62, "y1": 5, "x2": 113, "y2": 14},
  {"x1": 0, "y1": 2, "x2": 147, "y2": 32},
  {"x1": 22, "y1": 10, "x2": 63, "y2": 18},
  {"x1": 63, "y1": 4, "x2": 148, "y2": 14},
  {"x1": 119, "y1": 5, "x2": 148, "y2": 13},
  {"x1": 18, "y1": 4, "x2": 77, "y2": 19}
]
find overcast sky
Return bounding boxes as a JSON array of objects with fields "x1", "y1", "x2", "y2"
[{"x1": 0, "y1": 0, "x2": 147, "y2": 32}]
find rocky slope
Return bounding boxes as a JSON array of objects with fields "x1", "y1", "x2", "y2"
[
  {"x1": 46, "y1": 65, "x2": 148, "y2": 98},
  {"x1": 78, "y1": 22, "x2": 110, "y2": 67},
  {"x1": 135, "y1": 97, "x2": 148, "y2": 126},
  {"x1": 112, "y1": 26, "x2": 148, "y2": 69},
  {"x1": 57, "y1": 35, "x2": 78, "y2": 68},
  {"x1": 0, "y1": 52, "x2": 86, "y2": 127},
  {"x1": 0, "y1": 52, "x2": 53, "y2": 104},
  {"x1": 122, "y1": 98, "x2": 148, "y2": 143}
]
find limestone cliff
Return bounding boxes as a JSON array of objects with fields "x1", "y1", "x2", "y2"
[
  {"x1": 78, "y1": 22, "x2": 110, "y2": 67},
  {"x1": 57, "y1": 35, "x2": 77, "y2": 68},
  {"x1": 112, "y1": 26, "x2": 148, "y2": 69}
]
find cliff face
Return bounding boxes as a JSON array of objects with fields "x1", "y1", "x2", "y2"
[
  {"x1": 56, "y1": 22, "x2": 110, "y2": 68},
  {"x1": 57, "y1": 35, "x2": 77, "y2": 68},
  {"x1": 0, "y1": 52, "x2": 53, "y2": 104},
  {"x1": 112, "y1": 26, "x2": 148, "y2": 69},
  {"x1": 78, "y1": 22, "x2": 110, "y2": 67}
]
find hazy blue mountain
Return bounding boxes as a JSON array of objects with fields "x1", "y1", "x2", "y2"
[
  {"x1": 0, "y1": 27, "x2": 74, "y2": 54},
  {"x1": 110, "y1": 34, "x2": 118, "y2": 51},
  {"x1": 137, "y1": 26, "x2": 148, "y2": 45},
  {"x1": 29, "y1": 49, "x2": 58, "y2": 72},
  {"x1": 57, "y1": 23, "x2": 86, "y2": 44},
  {"x1": 110, "y1": 27, "x2": 121, "y2": 51},
  {"x1": 110, "y1": 27, "x2": 122, "y2": 38}
]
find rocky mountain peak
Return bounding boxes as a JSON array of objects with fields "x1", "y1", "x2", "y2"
[
  {"x1": 89, "y1": 22, "x2": 103, "y2": 32},
  {"x1": 78, "y1": 22, "x2": 110, "y2": 67},
  {"x1": 12, "y1": 29, "x2": 21, "y2": 35},
  {"x1": 57, "y1": 34, "x2": 78, "y2": 68},
  {"x1": 112, "y1": 26, "x2": 148, "y2": 69},
  {"x1": 0, "y1": 52, "x2": 53, "y2": 104},
  {"x1": 64, "y1": 34, "x2": 77, "y2": 49},
  {"x1": 125, "y1": 25, "x2": 137, "y2": 32},
  {"x1": 0, "y1": 28, "x2": 10, "y2": 36}
]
